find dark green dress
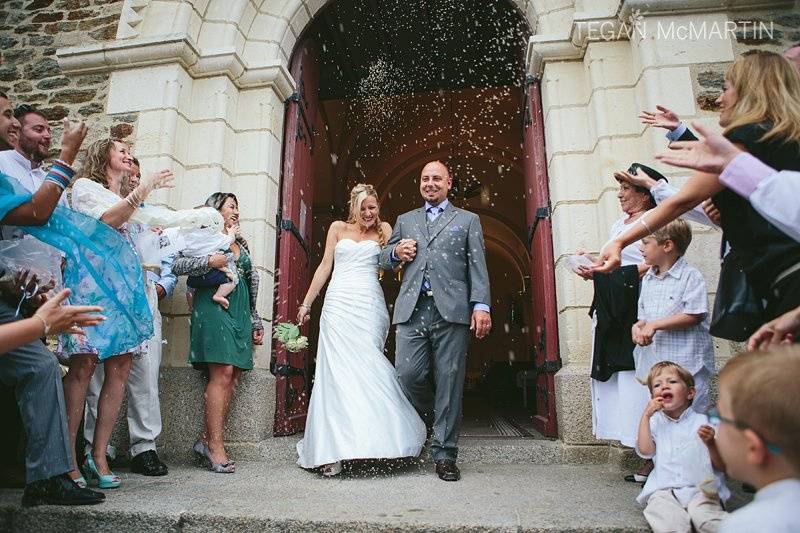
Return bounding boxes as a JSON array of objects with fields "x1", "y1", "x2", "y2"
[{"x1": 188, "y1": 249, "x2": 254, "y2": 370}]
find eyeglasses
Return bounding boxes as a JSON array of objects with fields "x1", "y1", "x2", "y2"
[{"x1": 708, "y1": 407, "x2": 782, "y2": 454}]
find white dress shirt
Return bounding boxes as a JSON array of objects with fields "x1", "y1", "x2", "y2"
[
  {"x1": 719, "y1": 478, "x2": 800, "y2": 533},
  {"x1": 0, "y1": 149, "x2": 65, "y2": 241},
  {"x1": 635, "y1": 257, "x2": 714, "y2": 375},
  {"x1": 0, "y1": 149, "x2": 48, "y2": 194},
  {"x1": 636, "y1": 408, "x2": 730, "y2": 506}
]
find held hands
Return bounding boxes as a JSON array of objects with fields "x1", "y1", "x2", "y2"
[
  {"x1": 639, "y1": 105, "x2": 681, "y2": 131},
  {"x1": 470, "y1": 310, "x2": 491, "y2": 339},
  {"x1": 394, "y1": 239, "x2": 417, "y2": 262},
  {"x1": 35, "y1": 288, "x2": 105, "y2": 336},
  {"x1": 59, "y1": 119, "x2": 89, "y2": 166},
  {"x1": 654, "y1": 121, "x2": 742, "y2": 175},
  {"x1": 697, "y1": 424, "x2": 716, "y2": 446},
  {"x1": 644, "y1": 396, "x2": 664, "y2": 417},
  {"x1": 252, "y1": 328, "x2": 265, "y2": 345},
  {"x1": 632, "y1": 320, "x2": 655, "y2": 346}
]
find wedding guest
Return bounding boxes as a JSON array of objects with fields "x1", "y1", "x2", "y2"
[
  {"x1": 0, "y1": 119, "x2": 106, "y2": 506},
  {"x1": 81, "y1": 156, "x2": 175, "y2": 477},
  {"x1": 62, "y1": 138, "x2": 173, "y2": 489},
  {"x1": 573, "y1": 165, "x2": 658, "y2": 482},
  {"x1": 636, "y1": 362, "x2": 728, "y2": 533},
  {"x1": 0, "y1": 92, "x2": 17, "y2": 151},
  {"x1": 171, "y1": 192, "x2": 264, "y2": 473},
  {"x1": 633, "y1": 219, "x2": 715, "y2": 413},
  {"x1": 715, "y1": 348, "x2": 800, "y2": 532},
  {"x1": 597, "y1": 51, "x2": 800, "y2": 324}
]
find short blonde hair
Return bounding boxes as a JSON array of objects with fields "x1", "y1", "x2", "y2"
[
  {"x1": 646, "y1": 361, "x2": 695, "y2": 393},
  {"x1": 650, "y1": 218, "x2": 692, "y2": 256},
  {"x1": 719, "y1": 347, "x2": 800, "y2": 471}
]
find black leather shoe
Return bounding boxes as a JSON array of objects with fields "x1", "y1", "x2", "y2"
[
  {"x1": 130, "y1": 450, "x2": 168, "y2": 476},
  {"x1": 21, "y1": 473, "x2": 105, "y2": 507},
  {"x1": 435, "y1": 459, "x2": 461, "y2": 482}
]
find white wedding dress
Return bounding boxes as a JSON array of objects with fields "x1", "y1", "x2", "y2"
[{"x1": 296, "y1": 238, "x2": 426, "y2": 469}]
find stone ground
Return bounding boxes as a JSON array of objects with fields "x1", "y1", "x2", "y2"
[{"x1": 0, "y1": 452, "x2": 753, "y2": 533}]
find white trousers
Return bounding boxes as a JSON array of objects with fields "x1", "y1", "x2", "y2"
[
  {"x1": 644, "y1": 489, "x2": 726, "y2": 533},
  {"x1": 84, "y1": 282, "x2": 163, "y2": 459}
]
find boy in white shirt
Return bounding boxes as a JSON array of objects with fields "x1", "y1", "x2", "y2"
[
  {"x1": 636, "y1": 361, "x2": 729, "y2": 533},
  {"x1": 633, "y1": 218, "x2": 715, "y2": 412},
  {"x1": 715, "y1": 348, "x2": 800, "y2": 533}
]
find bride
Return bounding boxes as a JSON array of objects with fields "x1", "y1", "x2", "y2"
[{"x1": 295, "y1": 184, "x2": 426, "y2": 476}]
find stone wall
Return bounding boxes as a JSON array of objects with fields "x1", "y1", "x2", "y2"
[{"x1": 0, "y1": 0, "x2": 130, "y2": 150}]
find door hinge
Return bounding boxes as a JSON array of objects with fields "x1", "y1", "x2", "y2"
[{"x1": 527, "y1": 205, "x2": 552, "y2": 245}]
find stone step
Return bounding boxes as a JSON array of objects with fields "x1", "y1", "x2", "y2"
[
  {"x1": 216, "y1": 436, "x2": 634, "y2": 467},
  {"x1": 0, "y1": 462, "x2": 651, "y2": 532}
]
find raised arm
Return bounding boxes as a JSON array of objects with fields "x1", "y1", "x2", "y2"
[
  {"x1": 97, "y1": 171, "x2": 174, "y2": 228},
  {"x1": 594, "y1": 171, "x2": 725, "y2": 273},
  {"x1": 296, "y1": 221, "x2": 342, "y2": 324},
  {"x1": 2, "y1": 120, "x2": 87, "y2": 226}
]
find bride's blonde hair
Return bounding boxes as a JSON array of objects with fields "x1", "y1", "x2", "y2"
[{"x1": 347, "y1": 183, "x2": 386, "y2": 246}]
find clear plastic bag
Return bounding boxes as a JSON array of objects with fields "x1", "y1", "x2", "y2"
[
  {"x1": 0, "y1": 237, "x2": 62, "y2": 290},
  {"x1": 133, "y1": 230, "x2": 163, "y2": 271},
  {"x1": 634, "y1": 344, "x2": 662, "y2": 384},
  {"x1": 565, "y1": 253, "x2": 595, "y2": 274}
]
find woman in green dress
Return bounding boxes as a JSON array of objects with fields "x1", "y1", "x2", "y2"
[{"x1": 171, "y1": 193, "x2": 264, "y2": 473}]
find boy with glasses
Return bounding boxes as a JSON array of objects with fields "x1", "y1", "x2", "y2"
[{"x1": 714, "y1": 348, "x2": 799, "y2": 532}]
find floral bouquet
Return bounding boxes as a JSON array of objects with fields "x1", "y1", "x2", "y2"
[{"x1": 273, "y1": 322, "x2": 309, "y2": 353}]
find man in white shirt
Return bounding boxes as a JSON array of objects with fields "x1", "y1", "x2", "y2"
[
  {"x1": 0, "y1": 92, "x2": 19, "y2": 152},
  {"x1": 0, "y1": 106, "x2": 66, "y2": 241}
]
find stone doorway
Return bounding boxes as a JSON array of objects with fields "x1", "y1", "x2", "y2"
[{"x1": 274, "y1": 0, "x2": 560, "y2": 438}]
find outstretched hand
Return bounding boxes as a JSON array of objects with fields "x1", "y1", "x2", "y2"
[
  {"x1": 654, "y1": 121, "x2": 742, "y2": 174},
  {"x1": 35, "y1": 288, "x2": 105, "y2": 335},
  {"x1": 639, "y1": 105, "x2": 681, "y2": 131},
  {"x1": 59, "y1": 118, "x2": 89, "y2": 166},
  {"x1": 613, "y1": 168, "x2": 659, "y2": 191},
  {"x1": 748, "y1": 306, "x2": 800, "y2": 350},
  {"x1": 592, "y1": 242, "x2": 623, "y2": 274}
]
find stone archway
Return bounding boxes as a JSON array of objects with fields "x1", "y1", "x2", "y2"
[{"x1": 52, "y1": 0, "x2": 553, "y2": 453}]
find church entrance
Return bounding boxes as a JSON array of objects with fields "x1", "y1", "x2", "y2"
[{"x1": 272, "y1": 0, "x2": 560, "y2": 439}]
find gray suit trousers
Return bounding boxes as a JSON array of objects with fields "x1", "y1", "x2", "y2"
[
  {"x1": 0, "y1": 300, "x2": 72, "y2": 483},
  {"x1": 395, "y1": 294, "x2": 469, "y2": 461}
]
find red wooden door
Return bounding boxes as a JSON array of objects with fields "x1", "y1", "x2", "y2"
[
  {"x1": 522, "y1": 75, "x2": 560, "y2": 437},
  {"x1": 272, "y1": 39, "x2": 319, "y2": 436}
]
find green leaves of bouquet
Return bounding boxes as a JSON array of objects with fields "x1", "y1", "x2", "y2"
[{"x1": 273, "y1": 322, "x2": 309, "y2": 353}]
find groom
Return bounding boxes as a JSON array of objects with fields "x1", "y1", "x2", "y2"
[{"x1": 380, "y1": 160, "x2": 491, "y2": 481}]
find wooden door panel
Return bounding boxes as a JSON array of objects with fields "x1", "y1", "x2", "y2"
[
  {"x1": 273, "y1": 39, "x2": 319, "y2": 436},
  {"x1": 522, "y1": 75, "x2": 560, "y2": 438}
]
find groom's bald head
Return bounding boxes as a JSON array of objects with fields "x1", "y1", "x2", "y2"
[{"x1": 420, "y1": 160, "x2": 452, "y2": 206}]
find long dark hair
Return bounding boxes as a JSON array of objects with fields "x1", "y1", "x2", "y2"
[{"x1": 205, "y1": 192, "x2": 250, "y2": 252}]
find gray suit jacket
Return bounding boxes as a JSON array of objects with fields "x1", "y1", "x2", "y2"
[{"x1": 379, "y1": 203, "x2": 490, "y2": 325}]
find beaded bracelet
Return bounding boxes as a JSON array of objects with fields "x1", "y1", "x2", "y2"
[{"x1": 45, "y1": 161, "x2": 76, "y2": 190}]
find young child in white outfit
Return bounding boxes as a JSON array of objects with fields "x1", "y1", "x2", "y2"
[
  {"x1": 636, "y1": 361, "x2": 729, "y2": 533},
  {"x1": 633, "y1": 218, "x2": 715, "y2": 413},
  {"x1": 164, "y1": 210, "x2": 238, "y2": 309}
]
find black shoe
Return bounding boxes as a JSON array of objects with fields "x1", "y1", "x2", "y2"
[
  {"x1": 130, "y1": 450, "x2": 168, "y2": 476},
  {"x1": 742, "y1": 482, "x2": 756, "y2": 493},
  {"x1": 21, "y1": 473, "x2": 105, "y2": 507},
  {"x1": 435, "y1": 459, "x2": 461, "y2": 482}
]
